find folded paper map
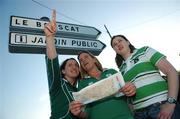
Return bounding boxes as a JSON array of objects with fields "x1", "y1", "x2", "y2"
[{"x1": 72, "y1": 72, "x2": 125, "y2": 104}]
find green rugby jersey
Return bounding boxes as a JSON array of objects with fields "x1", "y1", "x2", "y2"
[
  {"x1": 78, "y1": 68, "x2": 134, "y2": 119},
  {"x1": 119, "y1": 46, "x2": 168, "y2": 110},
  {"x1": 46, "y1": 56, "x2": 78, "y2": 119}
]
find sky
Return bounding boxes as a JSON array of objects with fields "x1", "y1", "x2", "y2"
[{"x1": 1, "y1": 0, "x2": 180, "y2": 119}]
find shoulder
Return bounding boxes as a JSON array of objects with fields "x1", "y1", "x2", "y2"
[
  {"x1": 137, "y1": 46, "x2": 149, "y2": 52},
  {"x1": 103, "y1": 68, "x2": 118, "y2": 74},
  {"x1": 78, "y1": 77, "x2": 97, "y2": 90},
  {"x1": 134, "y1": 46, "x2": 158, "y2": 56},
  {"x1": 139, "y1": 46, "x2": 164, "y2": 57},
  {"x1": 138, "y1": 46, "x2": 158, "y2": 53}
]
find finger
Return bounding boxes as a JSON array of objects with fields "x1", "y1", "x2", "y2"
[
  {"x1": 121, "y1": 86, "x2": 131, "y2": 93},
  {"x1": 45, "y1": 25, "x2": 54, "y2": 34},
  {"x1": 69, "y1": 101, "x2": 82, "y2": 110},
  {"x1": 51, "y1": 10, "x2": 57, "y2": 32},
  {"x1": 127, "y1": 90, "x2": 136, "y2": 96},
  {"x1": 122, "y1": 83, "x2": 131, "y2": 90},
  {"x1": 126, "y1": 84, "x2": 136, "y2": 91},
  {"x1": 52, "y1": 9, "x2": 56, "y2": 22},
  {"x1": 125, "y1": 90, "x2": 132, "y2": 96}
]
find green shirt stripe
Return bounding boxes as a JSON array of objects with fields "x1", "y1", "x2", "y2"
[{"x1": 119, "y1": 46, "x2": 168, "y2": 110}]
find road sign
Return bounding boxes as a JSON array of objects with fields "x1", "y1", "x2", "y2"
[
  {"x1": 10, "y1": 16, "x2": 101, "y2": 39},
  {"x1": 9, "y1": 32, "x2": 106, "y2": 55}
]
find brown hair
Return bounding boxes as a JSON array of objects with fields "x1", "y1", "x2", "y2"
[
  {"x1": 77, "y1": 51, "x2": 103, "y2": 78},
  {"x1": 60, "y1": 58, "x2": 81, "y2": 80},
  {"x1": 110, "y1": 35, "x2": 136, "y2": 67}
]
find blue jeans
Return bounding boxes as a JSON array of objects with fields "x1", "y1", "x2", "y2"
[{"x1": 134, "y1": 102, "x2": 180, "y2": 119}]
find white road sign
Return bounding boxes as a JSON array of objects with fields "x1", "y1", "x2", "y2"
[
  {"x1": 9, "y1": 32, "x2": 106, "y2": 55},
  {"x1": 10, "y1": 16, "x2": 101, "y2": 39}
]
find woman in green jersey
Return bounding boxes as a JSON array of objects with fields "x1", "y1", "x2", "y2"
[
  {"x1": 110, "y1": 35, "x2": 180, "y2": 119},
  {"x1": 69, "y1": 51, "x2": 136, "y2": 119},
  {"x1": 44, "y1": 10, "x2": 81, "y2": 119}
]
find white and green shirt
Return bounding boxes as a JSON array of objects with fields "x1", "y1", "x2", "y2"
[{"x1": 119, "y1": 46, "x2": 168, "y2": 110}]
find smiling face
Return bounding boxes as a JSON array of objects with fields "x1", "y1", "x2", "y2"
[
  {"x1": 62, "y1": 59, "x2": 80, "y2": 80},
  {"x1": 78, "y1": 52, "x2": 96, "y2": 72},
  {"x1": 111, "y1": 36, "x2": 131, "y2": 59}
]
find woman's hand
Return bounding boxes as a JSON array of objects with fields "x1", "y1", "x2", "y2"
[
  {"x1": 44, "y1": 9, "x2": 57, "y2": 59},
  {"x1": 120, "y1": 82, "x2": 136, "y2": 97},
  {"x1": 69, "y1": 101, "x2": 85, "y2": 117},
  {"x1": 44, "y1": 9, "x2": 57, "y2": 38},
  {"x1": 157, "y1": 103, "x2": 176, "y2": 119}
]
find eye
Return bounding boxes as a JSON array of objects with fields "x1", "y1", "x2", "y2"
[
  {"x1": 79, "y1": 58, "x2": 83, "y2": 63},
  {"x1": 113, "y1": 41, "x2": 119, "y2": 48},
  {"x1": 113, "y1": 39, "x2": 123, "y2": 47},
  {"x1": 118, "y1": 39, "x2": 122, "y2": 43},
  {"x1": 85, "y1": 55, "x2": 88, "y2": 59},
  {"x1": 113, "y1": 43, "x2": 117, "y2": 47},
  {"x1": 74, "y1": 62, "x2": 79, "y2": 67},
  {"x1": 67, "y1": 63, "x2": 72, "y2": 67},
  {"x1": 80, "y1": 55, "x2": 88, "y2": 62}
]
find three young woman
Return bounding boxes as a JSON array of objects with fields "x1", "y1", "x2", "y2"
[{"x1": 44, "y1": 9, "x2": 179, "y2": 119}]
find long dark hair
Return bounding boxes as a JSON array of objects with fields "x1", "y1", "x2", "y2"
[
  {"x1": 60, "y1": 58, "x2": 81, "y2": 80},
  {"x1": 110, "y1": 35, "x2": 136, "y2": 68}
]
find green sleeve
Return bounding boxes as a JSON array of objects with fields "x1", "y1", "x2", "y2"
[{"x1": 45, "y1": 56, "x2": 61, "y2": 91}]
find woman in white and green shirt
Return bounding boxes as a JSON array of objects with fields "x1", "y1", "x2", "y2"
[{"x1": 111, "y1": 35, "x2": 179, "y2": 119}]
